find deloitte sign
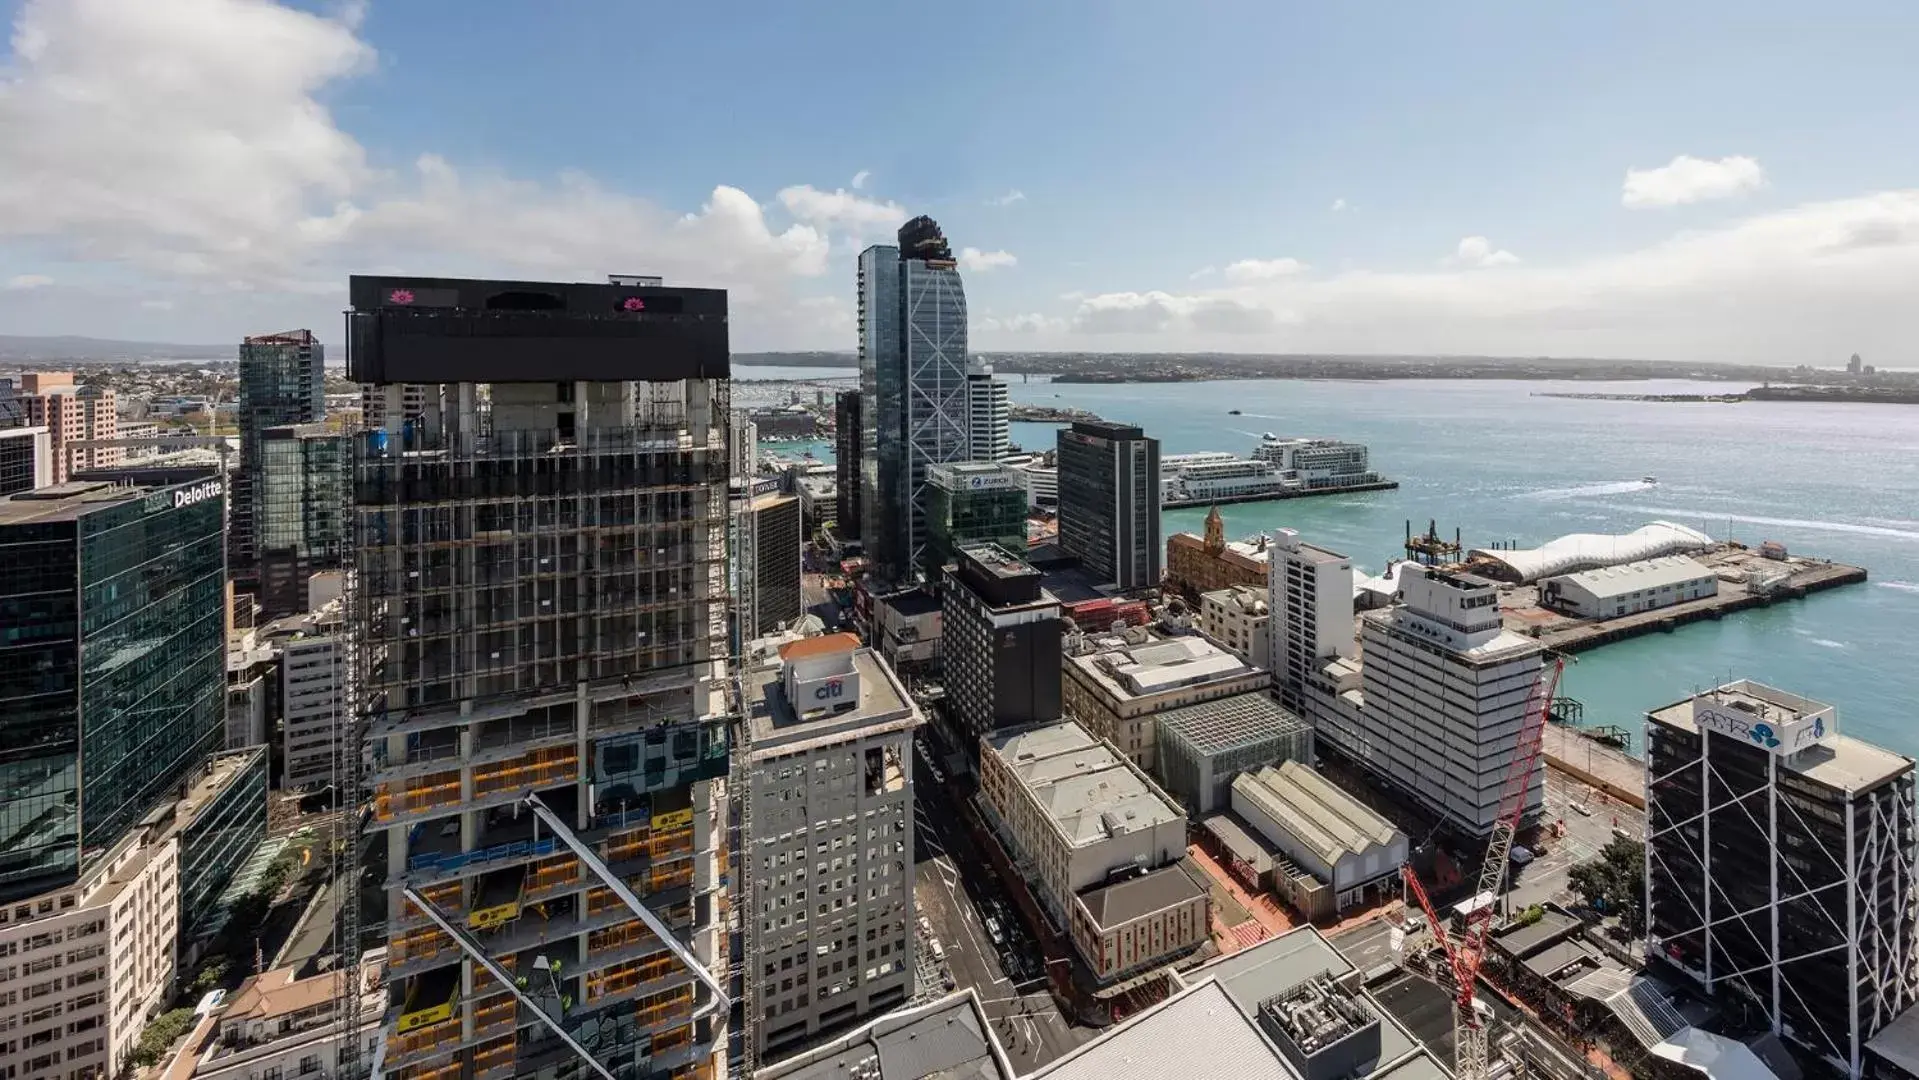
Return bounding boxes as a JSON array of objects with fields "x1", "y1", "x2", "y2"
[{"x1": 172, "y1": 480, "x2": 224, "y2": 510}]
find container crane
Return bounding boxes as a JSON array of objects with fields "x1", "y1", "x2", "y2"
[{"x1": 1402, "y1": 656, "x2": 1565, "y2": 1080}]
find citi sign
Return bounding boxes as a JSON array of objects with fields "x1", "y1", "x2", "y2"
[
  {"x1": 812, "y1": 679, "x2": 846, "y2": 703},
  {"x1": 173, "y1": 480, "x2": 223, "y2": 509}
]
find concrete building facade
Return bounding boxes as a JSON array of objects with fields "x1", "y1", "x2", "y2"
[
  {"x1": 965, "y1": 362, "x2": 1009, "y2": 463},
  {"x1": 1352, "y1": 564, "x2": 1546, "y2": 836},
  {"x1": 1266, "y1": 529, "x2": 1356, "y2": 717},
  {"x1": 741, "y1": 634, "x2": 921, "y2": 1060},
  {"x1": 15, "y1": 373, "x2": 120, "y2": 483},
  {"x1": 261, "y1": 602, "x2": 346, "y2": 791},
  {"x1": 1063, "y1": 630, "x2": 1269, "y2": 774},
  {"x1": 1199, "y1": 584, "x2": 1271, "y2": 668}
]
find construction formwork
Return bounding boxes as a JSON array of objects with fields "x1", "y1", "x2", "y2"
[{"x1": 343, "y1": 378, "x2": 736, "y2": 1080}]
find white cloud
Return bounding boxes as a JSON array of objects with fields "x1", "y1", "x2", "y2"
[
  {"x1": 1448, "y1": 236, "x2": 1521, "y2": 268},
  {"x1": 1623, "y1": 155, "x2": 1767, "y2": 208},
  {"x1": 4, "y1": 274, "x2": 52, "y2": 289},
  {"x1": 775, "y1": 185, "x2": 906, "y2": 235},
  {"x1": 1223, "y1": 257, "x2": 1308, "y2": 282},
  {"x1": 0, "y1": 0, "x2": 898, "y2": 346},
  {"x1": 1189, "y1": 266, "x2": 1216, "y2": 281},
  {"x1": 988, "y1": 190, "x2": 1026, "y2": 207},
  {"x1": 850, "y1": 169, "x2": 870, "y2": 190},
  {"x1": 1331, "y1": 197, "x2": 1349, "y2": 212},
  {"x1": 976, "y1": 191, "x2": 1919, "y2": 363},
  {"x1": 958, "y1": 247, "x2": 1017, "y2": 272},
  {"x1": 976, "y1": 311, "x2": 1061, "y2": 334}
]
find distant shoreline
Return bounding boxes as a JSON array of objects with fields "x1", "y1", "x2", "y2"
[{"x1": 1535, "y1": 387, "x2": 1919, "y2": 405}]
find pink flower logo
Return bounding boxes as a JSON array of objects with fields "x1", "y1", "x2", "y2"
[
  {"x1": 622, "y1": 297, "x2": 646, "y2": 312},
  {"x1": 388, "y1": 288, "x2": 415, "y2": 305}
]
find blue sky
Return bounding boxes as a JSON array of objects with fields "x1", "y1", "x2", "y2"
[{"x1": 2, "y1": 0, "x2": 1917, "y2": 362}]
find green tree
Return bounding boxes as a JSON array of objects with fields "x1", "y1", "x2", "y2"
[
  {"x1": 130, "y1": 1007, "x2": 198, "y2": 1067},
  {"x1": 191, "y1": 955, "x2": 230, "y2": 992},
  {"x1": 1567, "y1": 836, "x2": 1646, "y2": 934}
]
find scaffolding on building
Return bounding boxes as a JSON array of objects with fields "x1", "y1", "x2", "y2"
[{"x1": 334, "y1": 378, "x2": 737, "y2": 1080}]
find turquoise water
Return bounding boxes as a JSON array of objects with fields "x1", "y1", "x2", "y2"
[
  {"x1": 743, "y1": 367, "x2": 1919, "y2": 753},
  {"x1": 1011, "y1": 377, "x2": 1919, "y2": 755}
]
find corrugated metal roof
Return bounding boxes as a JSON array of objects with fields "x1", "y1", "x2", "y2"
[
  {"x1": 1233, "y1": 761, "x2": 1401, "y2": 867},
  {"x1": 1547, "y1": 554, "x2": 1714, "y2": 600}
]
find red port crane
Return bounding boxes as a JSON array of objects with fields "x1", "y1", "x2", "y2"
[{"x1": 1401, "y1": 656, "x2": 1565, "y2": 1080}]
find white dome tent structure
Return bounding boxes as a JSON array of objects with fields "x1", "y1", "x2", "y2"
[{"x1": 1468, "y1": 521, "x2": 1714, "y2": 583}]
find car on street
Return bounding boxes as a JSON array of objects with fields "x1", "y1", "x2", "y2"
[
  {"x1": 985, "y1": 917, "x2": 1004, "y2": 945},
  {"x1": 1510, "y1": 845, "x2": 1535, "y2": 866},
  {"x1": 929, "y1": 938, "x2": 946, "y2": 961},
  {"x1": 1569, "y1": 802, "x2": 1593, "y2": 816}
]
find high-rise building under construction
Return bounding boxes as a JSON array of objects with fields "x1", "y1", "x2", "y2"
[{"x1": 345, "y1": 275, "x2": 735, "y2": 1080}]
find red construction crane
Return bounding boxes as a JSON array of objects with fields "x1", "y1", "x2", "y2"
[{"x1": 1402, "y1": 656, "x2": 1565, "y2": 1080}]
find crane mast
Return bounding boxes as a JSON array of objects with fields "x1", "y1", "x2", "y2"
[{"x1": 1401, "y1": 656, "x2": 1565, "y2": 1080}]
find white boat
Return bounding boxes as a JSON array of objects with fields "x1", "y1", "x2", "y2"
[{"x1": 1642, "y1": 475, "x2": 1658, "y2": 484}]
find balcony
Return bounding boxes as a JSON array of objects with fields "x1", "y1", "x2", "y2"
[
  {"x1": 373, "y1": 768, "x2": 462, "y2": 824},
  {"x1": 475, "y1": 746, "x2": 578, "y2": 799}
]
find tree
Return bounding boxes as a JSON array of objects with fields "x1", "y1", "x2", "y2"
[
  {"x1": 1567, "y1": 836, "x2": 1646, "y2": 934},
  {"x1": 130, "y1": 1008, "x2": 198, "y2": 1067},
  {"x1": 191, "y1": 955, "x2": 230, "y2": 993}
]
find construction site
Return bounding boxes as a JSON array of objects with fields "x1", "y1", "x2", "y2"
[{"x1": 334, "y1": 275, "x2": 737, "y2": 1080}]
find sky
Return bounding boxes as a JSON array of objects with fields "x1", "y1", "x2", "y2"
[{"x1": 2, "y1": 0, "x2": 1918, "y2": 363}]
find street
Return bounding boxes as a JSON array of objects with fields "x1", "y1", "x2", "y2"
[
  {"x1": 1508, "y1": 767, "x2": 1646, "y2": 912},
  {"x1": 910, "y1": 737, "x2": 1098, "y2": 1071}
]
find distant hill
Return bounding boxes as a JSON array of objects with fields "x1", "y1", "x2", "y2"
[
  {"x1": 0, "y1": 335, "x2": 232, "y2": 362},
  {"x1": 733, "y1": 352, "x2": 856, "y2": 367}
]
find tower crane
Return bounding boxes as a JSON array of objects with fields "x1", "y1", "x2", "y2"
[{"x1": 1402, "y1": 656, "x2": 1565, "y2": 1080}]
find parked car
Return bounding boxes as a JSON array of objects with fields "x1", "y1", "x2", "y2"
[
  {"x1": 929, "y1": 938, "x2": 946, "y2": 962},
  {"x1": 1509, "y1": 845, "x2": 1535, "y2": 866}
]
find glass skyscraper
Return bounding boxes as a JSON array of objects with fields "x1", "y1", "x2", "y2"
[
  {"x1": 858, "y1": 216, "x2": 970, "y2": 581},
  {"x1": 256, "y1": 422, "x2": 346, "y2": 617},
  {"x1": 233, "y1": 330, "x2": 324, "y2": 595},
  {"x1": 0, "y1": 476, "x2": 228, "y2": 903}
]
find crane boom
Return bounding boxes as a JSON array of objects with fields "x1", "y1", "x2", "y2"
[{"x1": 1399, "y1": 655, "x2": 1565, "y2": 1080}]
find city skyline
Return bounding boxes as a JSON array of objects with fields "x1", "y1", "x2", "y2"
[{"x1": 0, "y1": 0, "x2": 1914, "y2": 363}]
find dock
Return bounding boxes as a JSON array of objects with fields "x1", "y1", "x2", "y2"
[
  {"x1": 1497, "y1": 545, "x2": 1866, "y2": 655},
  {"x1": 1164, "y1": 479, "x2": 1399, "y2": 509}
]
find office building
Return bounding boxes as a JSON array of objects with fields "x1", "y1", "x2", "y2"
[
  {"x1": 965, "y1": 361, "x2": 1009, "y2": 462},
  {"x1": 0, "y1": 423, "x2": 52, "y2": 494},
  {"x1": 348, "y1": 274, "x2": 733, "y2": 1080},
  {"x1": 731, "y1": 411, "x2": 760, "y2": 482},
  {"x1": 254, "y1": 422, "x2": 346, "y2": 620},
  {"x1": 939, "y1": 545, "x2": 1062, "y2": 761},
  {"x1": 15, "y1": 372, "x2": 120, "y2": 483},
  {"x1": 1345, "y1": 564, "x2": 1544, "y2": 836},
  {"x1": 160, "y1": 951, "x2": 386, "y2": 1080},
  {"x1": 0, "y1": 374, "x2": 22, "y2": 425},
  {"x1": 1199, "y1": 584, "x2": 1271, "y2": 667},
  {"x1": 1155, "y1": 692, "x2": 1313, "y2": 814},
  {"x1": 1231, "y1": 762, "x2": 1407, "y2": 916},
  {"x1": 1063, "y1": 629, "x2": 1269, "y2": 773},
  {"x1": 1267, "y1": 530, "x2": 1357, "y2": 716},
  {"x1": 260, "y1": 600, "x2": 346, "y2": 791},
  {"x1": 0, "y1": 477, "x2": 228, "y2": 904},
  {"x1": 1539, "y1": 554, "x2": 1717, "y2": 620},
  {"x1": 833, "y1": 390, "x2": 862, "y2": 542},
  {"x1": 360, "y1": 381, "x2": 428, "y2": 428},
  {"x1": 738, "y1": 488, "x2": 804, "y2": 642},
  {"x1": 174, "y1": 748, "x2": 270, "y2": 943},
  {"x1": 1646, "y1": 681, "x2": 1918, "y2": 1077},
  {"x1": 1029, "y1": 926, "x2": 1450, "y2": 1080},
  {"x1": 740, "y1": 633, "x2": 922, "y2": 1059},
  {"x1": 858, "y1": 216, "x2": 971, "y2": 580},
  {"x1": 869, "y1": 587, "x2": 942, "y2": 676},
  {"x1": 232, "y1": 331, "x2": 325, "y2": 592},
  {"x1": 1167, "y1": 507, "x2": 1269, "y2": 602},
  {"x1": 1056, "y1": 420, "x2": 1160, "y2": 592},
  {"x1": 979, "y1": 721, "x2": 1207, "y2": 986},
  {"x1": 922, "y1": 460, "x2": 1028, "y2": 576}
]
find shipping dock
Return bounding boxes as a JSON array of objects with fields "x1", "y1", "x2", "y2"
[{"x1": 1161, "y1": 435, "x2": 1394, "y2": 507}]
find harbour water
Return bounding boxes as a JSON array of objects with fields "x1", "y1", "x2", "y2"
[{"x1": 745, "y1": 367, "x2": 1919, "y2": 756}]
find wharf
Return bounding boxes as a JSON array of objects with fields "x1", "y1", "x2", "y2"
[
  {"x1": 1497, "y1": 545, "x2": 1866, "y2": 655},
  {"x1": 1164, "y1": 479, "x2": 1398, "y2": 509}
]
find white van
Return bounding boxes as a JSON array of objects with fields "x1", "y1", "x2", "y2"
[{"x1": 929, "y1": 938, "x2": 946, "y2": 962}]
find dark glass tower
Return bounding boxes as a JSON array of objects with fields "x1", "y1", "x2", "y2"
[
  {"x1": 1056, "y1": 420, "x2": 1161, "y2": 592},
  {"x1": 0, "y1": 477, "x2": 228, "y2": 903},
  {"x1": 233, "y1": 330, "x2": 325, "y2": 593},
  {"x1": 256, "y1": 422, "x2": 346, "y2": 617}
]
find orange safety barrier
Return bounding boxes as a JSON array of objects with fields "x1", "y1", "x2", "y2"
[
  {"x1": 652, "y1": 1023, "x2": 693, "y2": 1053},
  {"x1": 472, "y1": 952, "x2": 517, "y2": 992},
  {"x1": 525, "y1": 853, "x2": 580, "y2": 895},
  {"x1": 386, "y1": 1017, "x2": 457, "y2": 1061},
  {"x1": 603, "y1": 826, "x2": 651, "y2": 862},
  {"x1": 633, "y1": 985, "x2": 694, "y2": 1030},
  {"x1": 472, "y1": 994, "x2": 515, "y2": 1037},
  {"x1": 390, "y1": 926, "x2": 453, "y2": 965},
  {"x1": 587, "y1": 921, "x2": 658, "y2": 957},
  {"x1": 375, "y1": 769, "x2": 464, "y2": 821},
  {"x1": 471, "y1": 1035, "x2": 515, "y2": 1078},
  {"x1": 473, "y1": 747, "x2": 578, "y2": 798},
  {"x1": 647, "y1": 826, "x2": 693, "y2": 860},
  {"x1": 396, "y1": 1059, "x2": 464, "y2": 1080},
  {"x1": 584, "y1": 954, "x2": 678, "y2": 1002}
]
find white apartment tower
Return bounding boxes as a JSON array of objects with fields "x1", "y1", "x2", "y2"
[
  {"x1": 1353, "y1": 564, "x2": 1545, "y2": 835},
  {"x1": 965, "y1": 361, "x2": 1010, "y2": 462},
  {"x1": 741, "y1": 634, "x2": 922, "y2": 1062},
  {"x1": 1266, "y1": 529, "x2": 1357, "y2": 713}
]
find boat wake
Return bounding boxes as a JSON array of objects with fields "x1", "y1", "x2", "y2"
[
  {"x1": 1809, "y1": 638, "x2": 1850, "y2": 650},
  {"x1": 1878, "y1": 581, "x2": 1919, "y2": 594},
  {"x1": 1596, "y1": 504, "x2": 1919, "y2": 543},
  {"x1": 1519, "y1": 479, "x2": 1655, "y2": 501}
]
